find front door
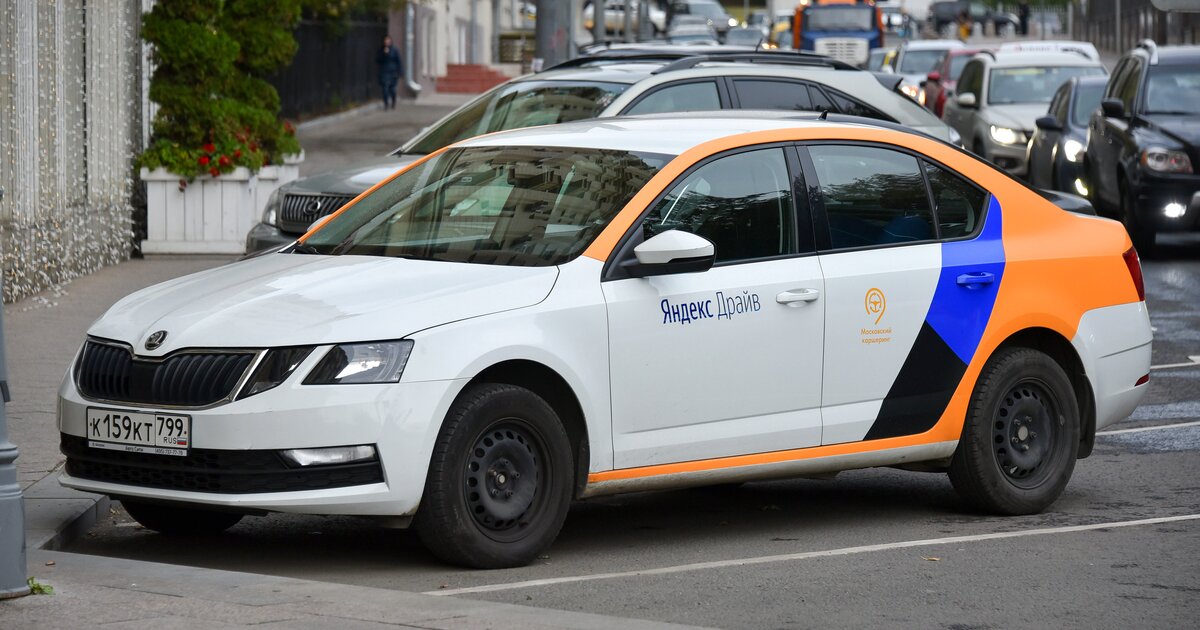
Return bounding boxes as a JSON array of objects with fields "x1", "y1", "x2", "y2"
[{"x1": 603, "y1": 147, "x2": 825, "y2": 469}]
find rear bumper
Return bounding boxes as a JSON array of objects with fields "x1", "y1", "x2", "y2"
[{"x1": 1071, "y1": 301, "x2": 1153, "y2": 432}]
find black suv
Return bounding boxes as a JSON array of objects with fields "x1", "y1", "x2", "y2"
[{"x1": 1084, "y1": 41, "x2": 1200, "y2": 254}]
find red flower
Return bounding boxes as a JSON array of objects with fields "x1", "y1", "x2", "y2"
[
  {"x1": 283, "y1": 121, "x2": 295, "y2": 134},
  {"x1": 209, "y1": 167, "x2": 220, "y2": 177},
  {"x1": 233, "y1": 149, "x2": 242, "y2": 159},
  {"x1": 218, "y1": 155, "x2": 231, "y2": 167},
  {"x1": 198, "y1": 155, "x2": 210, "y2": 166},
  {"x1": 203, "y1": 143, "x2": 216, "y2": 153},
  {"x1": 249, "y1": 142, "x2": 258, "y2": 152}
]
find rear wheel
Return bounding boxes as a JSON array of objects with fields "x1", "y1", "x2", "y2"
[
  {"x1": 948, "y1": 347, "x2": 1080, "y2": 515},
  {"x1": 415, "y1": 383, "x2": 573, "y2": 568},
  {"x1": 121, "y1": 499, "x2": 243, "y2": 535}
]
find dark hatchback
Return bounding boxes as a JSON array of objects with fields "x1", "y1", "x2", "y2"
[{"x1": 1026, "y1": 75, "x2": 1107, "y2": 196}]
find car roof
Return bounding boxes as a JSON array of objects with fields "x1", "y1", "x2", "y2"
[
  {"x1": 989, "y1": 51, "x2": 1102, "y2": 67},
  {"x1": 526, "y1": 61, "x2": 665, "y2": 85},
  {"x1": 901, "y1": 40, "x2": 965, "y2": 51},
  {"x1": 1147, "y1": 44, "x2": 1200, "y2": 65},
  {"x1": 456, "y1": 112, "x2": 882, "y2": 156}
]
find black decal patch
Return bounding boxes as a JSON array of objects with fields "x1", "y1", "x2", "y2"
[{"x1": 864, "y1": 322, "x2": 967, "y2": 441}]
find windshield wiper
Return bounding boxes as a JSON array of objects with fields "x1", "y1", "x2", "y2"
[{"x1": 290, "y1": 242, "x2": 323, "y2": 255}]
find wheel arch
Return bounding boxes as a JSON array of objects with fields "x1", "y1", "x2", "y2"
[{"x1": 468, "y1": 359, "x2": 591, "y2": 498}]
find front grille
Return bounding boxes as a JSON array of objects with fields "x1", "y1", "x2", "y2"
[
  {"x1": 62, "y1": 435, "x2": 384, "y2": 494},
  {"x1": 76, "y1": 340, "x2": 256, "y2": 407},
  {"x1": 814, "y1": 38, "x2": 868, "y2": 65},
  {"x1": 279, "y1": 193, "x2": 356, "y2": 234}
]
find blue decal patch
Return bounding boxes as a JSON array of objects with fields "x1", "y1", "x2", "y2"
[{"x1": 924, "y1": 196, "x2": 1006, "y2": 365}]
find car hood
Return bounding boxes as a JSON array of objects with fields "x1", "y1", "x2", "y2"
[
  {"x1": 89, "y1": 254, "x2": 559, "y2": 354},
  {"x1": 283, "y1": 153, "x2": 424, "y2": 196},
  {"x1": 1140, "y1": 114, "x2": 1200, "y2": 148},
  {"x1": 983, "y1": 103, "x2": 1051, "y2": 132}
]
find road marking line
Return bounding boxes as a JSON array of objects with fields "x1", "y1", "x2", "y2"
[
  {"x1": 424, "y1": 513, "x2": 1200, "y2": 596},
  {"x1": 1098, "y1": 420, "x2": 1200, "y2": 435},
  {"x1": 1150, "y1": 355, "x2": 1200, "y2": 370}
]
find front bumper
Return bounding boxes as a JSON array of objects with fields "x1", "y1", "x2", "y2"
[
  {"x1": 984, "y1": 136, "x2": 1029, "y2": 177},
  {"x1": 58, "y1": 368, "x2": 467, "y2": 516},
  {"x1": 245, "y1": 222, "x2": 300, "y2": 254},
  {"x1": 1134, "y1": 176, "x2": 1200, "y2": 232}
]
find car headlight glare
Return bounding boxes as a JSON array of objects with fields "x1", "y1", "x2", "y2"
[
  {"x1": 900, "y1": 83, "x2": 920, "y2": 100},
  {"x1": 1063, "y1": 139, "x2": 1085, "y2": 163},
  {"x1": 1141, "y1": 147, "x2": 1193, "y2": 173},
  {"x1": 262, "y1": 188, "x2": 283, "y2": 226},
  {"x1": 304, "y1": 340, "x2": 413, "y2": 385},
  {"x1": 727, "y1": 17, "x2": 738, "y2": 27},
  {"x1": 989, "y1": 125, "x2": 1024, "y2": 145},
  {"x1": 238, "y1": 347, "x2": 314, "y2": 399}
]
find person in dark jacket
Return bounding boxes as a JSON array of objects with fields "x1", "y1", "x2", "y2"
[{"x1": 376, "y1": 36, "x2": 402, "y2": 110}]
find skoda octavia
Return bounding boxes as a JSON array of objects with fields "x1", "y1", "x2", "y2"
[{"x1": 59, "y1": 114, "x2": 1151, "y2": 568}]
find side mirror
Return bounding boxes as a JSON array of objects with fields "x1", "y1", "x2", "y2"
[
  {"x1": 626, "y1": 230, "x2": 715, "y2": 278},
  {"x1": 956, "y1": 92, "x2": 977, "y2": 108},
  {"x1": 1100, "y1": 98, "x2": 1126, "y2": 118},
  {"x1": 926, "y1": 71, "x2": 941, "y2": 83},
  {"x1": 1035, "y1": 115, "x2": 1063, "y2": 131}
]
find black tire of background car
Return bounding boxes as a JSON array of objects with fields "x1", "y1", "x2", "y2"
[
  {"x1": 948, "y1": 347, "x2": 1080, "y2": 515},
  {"x1": 121, "y1": 499, "x2": 244, "y2": 535},
  {"x1": 1121, "y1": 179, "x2": 1158, "y2": 258},
  {"x1": 415, "y1": 383, "x2": 573, "y2": 569}
]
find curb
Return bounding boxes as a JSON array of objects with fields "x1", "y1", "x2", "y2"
[{"x1": 23, "y1": 471, "x2": 110, "y2": 551}]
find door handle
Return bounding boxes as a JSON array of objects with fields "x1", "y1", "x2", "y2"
[
  {"x1": 956, "y1": 272, "x2": 995, "y2": 289},
  {"x1": 777, "y1": 288, "x2": 820, "y2": 304}
]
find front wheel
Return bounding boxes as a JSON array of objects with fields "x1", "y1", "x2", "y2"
[
  {"x1": 121, "y1": 499, "x2": 243, "y2": 535},
  {"x1": 948, "y1": 347, "x2": 1080, "y2": 515},
  {"x1": 415, "y1": 383, "x2": 573, "y2": 568}
]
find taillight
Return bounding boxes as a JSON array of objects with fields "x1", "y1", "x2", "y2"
[{"x1": 1123, "y1": 246, "x2": 1145, "y2": 301}]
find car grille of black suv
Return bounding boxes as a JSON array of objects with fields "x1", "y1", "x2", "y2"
[
  {"x1": 75, "y1": 340, "x2": 256, "y2": 407},
  {"x1": 279, "y1": 193, "x2": 357, "y2": 233},
  {"x1": 61, "y1": 435, "x2": 385, "y2": 494}
]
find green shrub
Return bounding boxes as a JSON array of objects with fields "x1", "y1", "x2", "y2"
[{"x1": 137, "y1": 0, "x2": 302, "y2": 179}]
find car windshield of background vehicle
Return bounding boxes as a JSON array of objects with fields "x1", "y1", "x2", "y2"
[
  {"x1": 803, "y1": 7, "x2": 874, "y2": 31},
  {"x1": 987, "y1": 66, "x2": 1106, "y2": 105},
  {"x1": 402, "y1": 81, "x2": 628, "y2": 155},
  {"x1": 1070, "y1": 82, "x2": 1106, "y2": 127},
  {"x1": 688, "y1": 1, "x2": 725, "y2": 18},
  {"x1": 301, "y1": 146, "x2": 671, "y2": 266},
  {"x1": 899, "y1": 50, "x2": 947, "y2": 75},
  {"x1": 949, "y1": 55, "x2": 971, "y2": 81},
  {"x1": 1143, "y1": 65, "x2": 1200, "y2": 115}
]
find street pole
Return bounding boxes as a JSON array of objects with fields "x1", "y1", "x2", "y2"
[
  {"x1": 0, "y1": 184, "x2": 30, "y2": 599},
  {"x1": 592, "y1": 0, "x2": 606, "y2": 45},
  {"x1": 638, "y1": 0, "x2": 651, "y2": 40},
  {"x1": 623, "y1": 0, "x2": 634, "y2": 42},
  {"x1": 534, "y1": 0, "x2": 570, "y2": 69}
]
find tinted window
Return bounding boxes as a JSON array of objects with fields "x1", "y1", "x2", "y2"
[
  {"x1": 809, "y1": 145, "x2": 934, "y2": 250},
  {"x1": 924, "y1": 161, "x2": 986, "y2": 239},
  {"x1": 1070, "y1": 81, "x2": 1106, "y2": 126},
  {"x1": 641, "y1": 148, "x2": 796, "y2": 263},
  {"x1": 1049, "y1": 84, "x2": 1070, "y2": 121},
  {"x1": 1115, "y1": 59, "x2": 1142, "y2": 111},
  {"x1": 948, "y1": 55, "x2": 970, "y2": 81},
  {"x1": 809, "y1": 86, "x2": 834, "y2": 111},
  {"x1": 626, "y1": 81, "x2": 721, "y2": 115},
  {"x1": 828, "y1": 90, "x2": 890, "y2": 121},
  {"x1": 987, "y1": 66, "x2": 1107, "y2": 105},
  {"x1": 735, "y1": 80, "x2": 812, "y2": 111}
]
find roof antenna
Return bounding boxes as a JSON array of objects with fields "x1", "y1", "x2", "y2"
[{"x1": 818, "y1": 109, "x2": 828, "y2": 120}]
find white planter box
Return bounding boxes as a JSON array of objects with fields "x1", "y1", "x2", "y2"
[{"x1": 141, "y1": 151, "x2": 303, "y2": 255}]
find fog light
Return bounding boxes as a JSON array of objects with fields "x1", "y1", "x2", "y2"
[
  {"x1": 1074, "y1": 178, "x2": 1089, "y2": 196},
  {"x1": 1164, "y1": 202, "x2": 1186, "y2": 218},
  {"x1": 281, "y1": 445, "x2": 377, "y2": 467}
]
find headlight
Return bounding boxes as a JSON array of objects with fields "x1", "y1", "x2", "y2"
[
  {"x1": 900, "y1": 83, "x2": 920, "y2": 100},
  {"x1": 728, "y1": 17, "x2": 738, "y2": 27},
  {"x1": 1063, "y1": 138, "x2": 1085, "y2": 163},
  {"x1": 262, "y1": 188, "x2": 283, "y2": 226},
  {"x1": 989, "y1": 125, "x2": 1024, "y2": 145},
  {"x1": 1141, "y1": 147, "x2": 1193, "y2": 173},
  {"x1": 238, "y1": 347, "x2": 314, "y2": 399},
  {"x1": 917, "y1": 87, "x2": 927, "y2": 106},
  {"x1": 304, "y1": 340, "x2": 413, "y2": 385}
]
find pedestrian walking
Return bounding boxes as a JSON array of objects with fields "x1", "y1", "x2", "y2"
[
  {"x1": 376, "y1": 35, "x2": 402, "y2": 110},
  {"x1": 957, "y1": 8, "x2": 971, "y2": 42},
  {"x1": 1018, "y1": 2, "x2": 1030, "y2": 36}
]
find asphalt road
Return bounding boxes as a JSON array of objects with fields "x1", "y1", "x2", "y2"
[{"x1": 66, "y1": 235, "x2": 1200, "y2": 629}]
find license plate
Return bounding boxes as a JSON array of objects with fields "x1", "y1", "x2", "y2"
[{"x1": 86, "y1": 407, "x2": 191, "y2": 457}]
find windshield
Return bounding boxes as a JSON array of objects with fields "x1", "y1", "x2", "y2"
[
  {"x1": 803, "y1": 6, "x2": 875, "y2": 32},
  {"x1": 689, "y1": 1, "x2": 725, "y2": 18},
  {"x1": 987, "y1": 66, "x2": 1106, "y2": 105},
  {"x1": 402, "y1": 81, "x2": 628, "y2": 155},
  {"x1": 899, "y1": 50, "x2": 947, "y2": 75},
  {"x1": 301, "y1": 146, "x2": 671, "y2": 266},
  {"x1": 724, "y1": 30, "x2": 763, "y2": 45},
  {"x1": 1143, "y1": 65, "x2": 1200, "y2": 115},
  {"x1": 1070, "y1": 82, "x2": 1105, "y2": 127}
]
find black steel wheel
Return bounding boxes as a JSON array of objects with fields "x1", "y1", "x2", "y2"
[
  {"x1": 415, "y1": 383, "x2": 572, "y2": 568},
  {"x1": 949, "y1": 347, "x2": 1080, "y2": 515},
  {"x1": 121, "y1": 499, "x2": 243, "y2": 535}
]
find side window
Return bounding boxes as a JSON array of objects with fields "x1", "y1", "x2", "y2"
[
  {"x1": 826, "y1": 89, "x2": 890, "y2": 121},
  {"x1": 734, "y1": 79, "x2": 812, "y2": 111},
  {"x1": 625, "y1": 81, "x2": 720, "y2": 115},
  {"x1": 1049, "y1": 84, "x2": 1069, "y2": 121},
  {"x1": 1105, "y1": 59, "x2": 1129, "y2": 100},
  {"x1": 1117, "y1": 59, "x2": 1142, "y2": 112},
  {"x1": 809, "y1": 86, "x2": 834, "y2": 111},
  {"x1": 808, "y1": 145, "x2": 934, "y2": 250},
  {"x1": 641, "y1": 148, "x2": 796, "y2": 263},
  {"x1": 958, "y1": 60, "x2": 983, "y2": 96},
  {"x1": 924, "y1": 161, "x2": 986, "y2": 239}
]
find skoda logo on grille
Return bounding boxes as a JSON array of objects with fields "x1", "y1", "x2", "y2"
[
  {"x1": 145, "y1": 330, "x2": 168, "y2": 351},
  {"x1": 302, "y1": 199, "x2": 323, "y2": 218}
]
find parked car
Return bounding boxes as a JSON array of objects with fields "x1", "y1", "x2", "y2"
[
  {"x1": 247, "y1": 50, "x2": 961, "y2": 252},
  {"x1": 61, "y1": 112, "x2": 1150, "y2": 568},
  {"x1": 1026, "y1": 75, "x2": 1107, "y2": 196},
  {"x1": 924, "y1": 47, "x2": 988, "y2": 118},
  {"x1": 724, "y1": 26, "x2": 767, "y2": 47},
  {"x1": 668, "y1": 0, "x2": 736, "y2": 38},
  {"x1": 942, "y1": 50, "x2": 1106, "y2": 177},
  {"x1": 865, "y1": 46, "x2": 897, "y2": 72},
  {"x1": 583, "y1": 1, "x2": 668, "y2": 35},
  {"x1": 894, "y1": 40, "x2": 963, "y2": 105},
  {"x1": 1084, "y1": 41, "x2": 1200, "y2": 254}
]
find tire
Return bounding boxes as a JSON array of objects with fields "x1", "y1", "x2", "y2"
[
  {"x1": 948, "y1": 347, "x2": 1080, "y2": 515},
  {"x1": 1120, "y1": 179, "x2": 1158, "y2": 258},
  {"x1": 121, "y1": 499, "x2": 243, "y2": 535},
  {"x1": 415, "y1": 383, "x2": 573, "y2": 569}
]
